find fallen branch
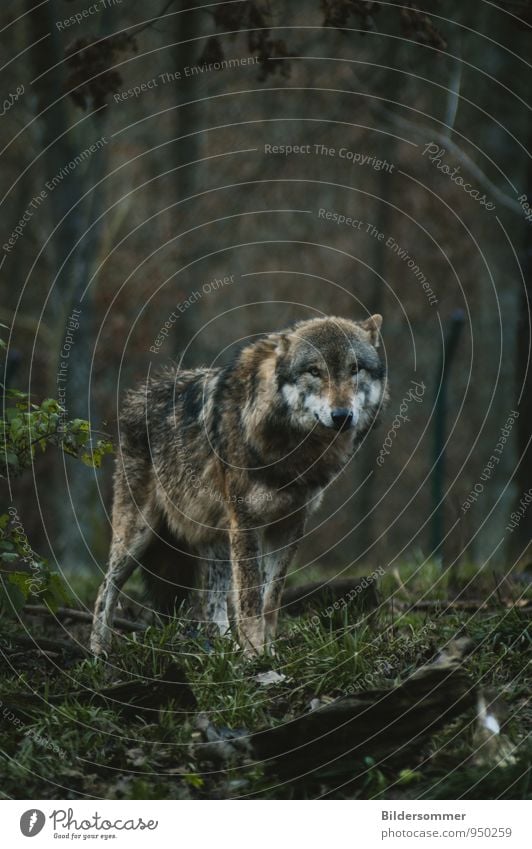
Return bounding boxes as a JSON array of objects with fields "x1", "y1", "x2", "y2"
[
  {"x1": 252, "y1": 640, "x2": 477, "y2": 780},
  {"x1": 1, "y1": 661, "x2": 196, "y2": 718},
  {"x1": 394, "y1": 599, "x2": 531, "y2": 614},
  {"x1": 0, "y1": 632, "x2": 86, "y2": 656},
  {"x1": 23, "y1": 605, "x2": 147, "y2": 633},
  {"x1": 196, "y1": 639, "x2": 478, "y2": 782}
]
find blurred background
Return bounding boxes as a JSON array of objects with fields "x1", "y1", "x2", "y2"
[{"x1": 1, "y1": 0, "x2": 531, "y2": 586}]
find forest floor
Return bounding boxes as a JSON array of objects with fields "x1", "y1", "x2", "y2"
[{"x1": 0, "y1": 562, "x2": 530, "y2": 800}]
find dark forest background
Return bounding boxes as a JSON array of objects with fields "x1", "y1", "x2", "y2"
[{"x1": 2, "y1": 0, "x2": 531, "y2": 588}]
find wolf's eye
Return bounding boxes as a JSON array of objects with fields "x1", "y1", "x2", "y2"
[
  {"x1": 351, "y1": 363, "x2": 359, "y2": 375},
  {"x1": 307, "y1": 366, "x2": 321, "y2": 378}
]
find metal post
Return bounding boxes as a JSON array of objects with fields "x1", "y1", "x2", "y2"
[{"x1": 431, "y1": 309, "x2": 465, "y2": 561}]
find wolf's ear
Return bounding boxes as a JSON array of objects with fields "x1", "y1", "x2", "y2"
[
  {"x1": 274, "y1": 332, "x2": 290, "y2": 354},
  {"x1": 359, "y1": 314, "x2": 383, "y2": 348}
]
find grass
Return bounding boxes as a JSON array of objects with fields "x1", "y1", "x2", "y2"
[{"x1": 0, "y1": 561, "x2": 530, "y2": 799}]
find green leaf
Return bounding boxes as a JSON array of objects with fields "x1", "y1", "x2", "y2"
[
  {"x1": 40, "y1": 572, "x2": 72, "y2": 612},
  {"x1": 5, "y1": 388, "x2": 28, "y2": 399},
  {"x1": 184, "y1": 773, "x2": 204, "y2": 789},
  {"x1": 40, "y1": 398, "x2": 61, "y2": 413},
  {"x1": 7, "y1": 570, "x2": 32, "y2": 593},
  {"x1": 397, "y1": 769, "x2": 423, "y2": 785},
  {"x1": 0, "y1": 552, "x2": 20, "y2": 563},
  {"x1": 0, "y1": 575, "x2": 26, "y2": 613},
  {"x1": 69, "y1": 419, "x2": 90, "y2": 433}
]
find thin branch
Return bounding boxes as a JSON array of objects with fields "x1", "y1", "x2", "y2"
[
  {"x1": 393, "y1": 599, "x2": 531, "y2": 614},
  {"x1": 342, "y1": 58, "x2": 522, "y2": 215},
  {"x1": 370, "y1": 100, "x2": 523, "y2": 215},
  {"x1": 444, "y1": 41, "x2": 462, "y2": 137},
  {"x1": 130, "y1": 0, "x2": 181, "y2": 38},
  {"x1": 0, "y1": 632, "x2": 86, "y2": 655}
]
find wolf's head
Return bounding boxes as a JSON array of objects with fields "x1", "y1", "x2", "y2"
[{"x1": 275, "y1": 315, "x2": 388, "y2": 434}]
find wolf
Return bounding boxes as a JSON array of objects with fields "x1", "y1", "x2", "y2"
[{"x1": 90, "y1": 314, "x2": 388, "y2": 656}]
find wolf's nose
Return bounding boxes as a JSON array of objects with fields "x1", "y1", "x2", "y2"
[{"x1": 331, "y1": 408, "x2": 354, "y2": 429}]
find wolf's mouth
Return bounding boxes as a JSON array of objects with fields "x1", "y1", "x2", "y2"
[{"x1": 314, "y1": 412, "x2": 355, "y2": 431}]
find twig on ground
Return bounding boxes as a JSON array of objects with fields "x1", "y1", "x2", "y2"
[
  {"x1": 394, "y1": 599, "x2": 531, "y2": 614},
  {"x1": 22, "y1": 605, "x2": 147, "y2": 632}
]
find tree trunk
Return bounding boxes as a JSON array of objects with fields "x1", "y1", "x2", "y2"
[
  {"x1": 511, "y1": 113, "x2": 532, "y2": 563},
  {"x1": 26, "y1": 0, "x2": 110, "y2": 568}
]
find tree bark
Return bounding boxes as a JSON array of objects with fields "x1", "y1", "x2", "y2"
[{"x1": 25, "y1": 0, "x2": 110, "y2": 568}]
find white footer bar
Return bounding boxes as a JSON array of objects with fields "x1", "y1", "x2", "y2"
[{"x1": 3, "y1": 799, "x2": 529, "y2": 848}]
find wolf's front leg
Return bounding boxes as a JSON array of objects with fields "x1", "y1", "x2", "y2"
[
  {"x1": 229, "y1": 521, "x2": 264, "y2": 654},
  {"x1": 202, "y1": 551, "x2": 232, "y2": 635}
]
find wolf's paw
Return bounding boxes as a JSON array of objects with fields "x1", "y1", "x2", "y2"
[
  {"x1": 240, "y1": 634, "x2": 268, "y2": 659},
  {"x1": 265, "y1": 641, "x2": 278, "y2": 658}
]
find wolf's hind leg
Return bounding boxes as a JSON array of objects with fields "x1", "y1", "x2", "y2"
[
  {"x1": 201, "y1": 551, "x2": 232, "y2": 635},
  {"x1": 91, "y1": 492, "x2": 158, "y2": 656}
]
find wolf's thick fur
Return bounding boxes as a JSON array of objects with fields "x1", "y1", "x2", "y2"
[{"x1": 91, "y1": 315, "x2": 388, "y2": 655}]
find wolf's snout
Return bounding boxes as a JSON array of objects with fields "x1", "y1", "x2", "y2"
[{"x1": 331, "y1": 408, "x2": 354, "y2": 430}]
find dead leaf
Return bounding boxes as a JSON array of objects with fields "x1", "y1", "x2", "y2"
[{"x1": 254, "y1": 670, "x2": 287, "y2": 686}]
